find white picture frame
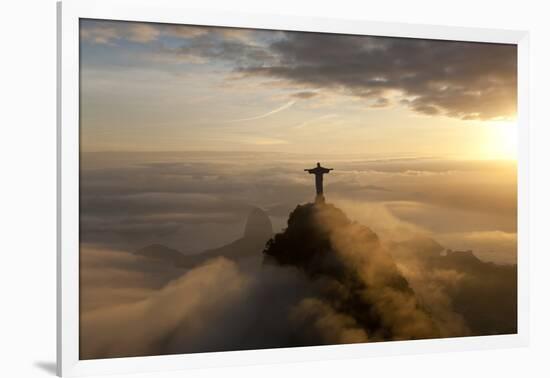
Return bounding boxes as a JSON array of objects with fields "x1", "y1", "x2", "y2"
[{"x1": 57, "y1": 0, "x2": 530, "y2": 376}]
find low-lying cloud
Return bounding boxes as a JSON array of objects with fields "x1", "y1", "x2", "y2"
[
  {"x1": 80, "y1": 199, "x2": 516, "y2": 359},
  {"x1": 80, "y1": 245, "x2": 326, "y2": 358},
  {"x1": 79, "y1": 152, "x2": 516, "y2": 264}
]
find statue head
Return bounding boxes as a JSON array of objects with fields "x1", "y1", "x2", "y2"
[{"x1": 316, "y1": 162, "x2": 321, "y2": 167}]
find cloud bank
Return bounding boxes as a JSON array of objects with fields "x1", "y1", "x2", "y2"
[
  {"x1": 241, "y1": 33, "x2": 516, "y2": 120},
  {"x1": 81, "y1": 19, "x2": 517, "y2": 121},
  {"x1": 79, "y1": 152, "x2": 516, "y2": 264},
  {"x1": 80, "y1": 199, "x2": 516, "y2": 359}
]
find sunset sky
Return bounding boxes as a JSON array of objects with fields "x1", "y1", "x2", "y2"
[
  {"x1": 79, "y1": 19, "x2": 518, "y2": 358},
  {"x1": 79, "y1": 19, "x2": 518, "y2": 265},
  {"x1": 79, "y1": 20, "x2": 518, "y2": 359},
  {"x1": 80, "y1": 19, "x2": 518, "y2": 159}
]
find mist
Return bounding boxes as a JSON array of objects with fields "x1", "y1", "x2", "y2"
[
  {"x1": 80, "y1": 196, "x2": 516, "y2": 358},
  {"x1": 80, "y1": 151, "x2": 516, "y2": 264}
]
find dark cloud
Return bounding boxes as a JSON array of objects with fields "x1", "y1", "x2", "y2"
[
  {"x1": 239, "y1": 33, "x2": 517, "y2": 120},
  {"x1": 290, "y1": 91, "x2": 319, "y2": 99},
  {"x1": 157, "y1": 33, "x2": 276, "y2": 67},
  {"x1": 371, "y1": 97, "x2": 391, "y2": 108},
  {"x1": 81, "y1": 19, "x2": 517, "y2": 120},
  {"x1": 163, "y1": 28, "x2": 516, "y2": 120}
]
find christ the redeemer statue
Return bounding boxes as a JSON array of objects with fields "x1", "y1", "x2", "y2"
[{"x1": 305, "y1": 162, "x2": 333, "y2": 203}]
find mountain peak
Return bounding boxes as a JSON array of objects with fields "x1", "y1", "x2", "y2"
[
  {"x1": 243, "y1": 207, "x2": 273, "y2": 242},
  {"x1": 135, "y1": 244, "x2": 183, "y2": 263},
  {"x1": 263, "y1": 201, "x2": 440, "y2": 341}
]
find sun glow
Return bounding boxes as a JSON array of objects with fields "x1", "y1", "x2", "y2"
[{"x1": 481, "y1": 120, "x2": 518, "y2": 160}]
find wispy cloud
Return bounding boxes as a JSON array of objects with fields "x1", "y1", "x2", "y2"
[
  {"x1": 293, "y1": 114, "x2": 338, "y2": 129},
  {"x1": 80, "y1": 21, "x2": 160, "y2": 45},
  {"x1": 224, "y1": 100, "x2": 296, "y2": 123}
]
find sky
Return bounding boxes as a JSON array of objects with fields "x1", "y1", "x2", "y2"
[
  {"x1": 79, "y1": 19, "x2": 518, "y2": 265},
  {"x1": 78, "y1": 19, "x2": 518, "y2": 358},
  {"x1": 80, "y1": 19, "x2": 518, "y2": 160}
]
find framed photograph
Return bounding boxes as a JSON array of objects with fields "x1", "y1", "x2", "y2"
[{"x1": 57, "y1": 0, "x2": 529, "y2": 376}]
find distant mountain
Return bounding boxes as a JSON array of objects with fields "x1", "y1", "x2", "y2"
[
  {"x1": 135, "y1": 207, "x2": 273, "y2": 268},
  {"x1": 389, "y1": 237, "x2": 517, "y2": 336},
  {"x1": 243, "y1": 207, "x2": 274, "y2": 243},
  {"x1": 389, "y1": 236, "x2": 445, "y2": 260},
  {"x1": 200, "y1": 207, "x2": 273, "y2": 260},
  {"x1": 135, "y1": 244, "x2": 185, "y2": 264}
]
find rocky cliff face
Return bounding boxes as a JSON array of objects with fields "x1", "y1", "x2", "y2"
[{"x1": 263, "y1": 202, "x2": 440, "y2": 342}]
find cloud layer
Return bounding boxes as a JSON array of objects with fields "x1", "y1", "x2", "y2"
[
  {"x1": 81, "y1": 19, "x2": 517, "y2": 121},
  {"x1": 241, "y1": 33, "x2": 516, "y2": 120},
  {"x1": 80, "y1": 200, "x2": 516, "y2": 359},
  {"x1": 80, "y1": 152, "x2": 516, "y2": 264}
]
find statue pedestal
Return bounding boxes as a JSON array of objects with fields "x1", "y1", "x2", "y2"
[{"x1": 315, "y1": 194, "x2": 326, "y2": 204}]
